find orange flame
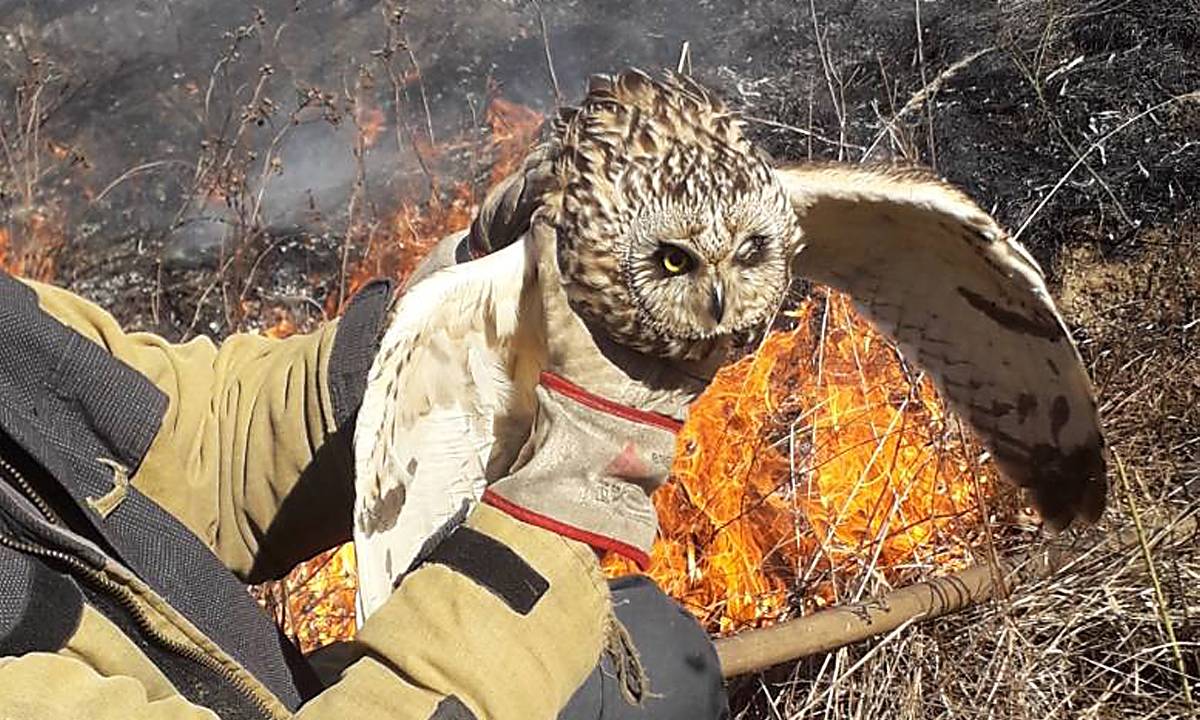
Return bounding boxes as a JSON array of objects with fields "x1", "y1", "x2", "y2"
[
  {"x1": 604, "y1": 292, "x2": 993, "y2": 633},
  {"x1": 330, "y1": 94, "x2": 544, "y2": 317},
  {"x1": 485, "y1": 96, "x2": 544, "y2": 180},
  {"x1": 282, "y1": 95, "x2": 995, "y2": 645},
  {"x1": 0, "y1": 214, "x2": 62, "y2": 281},
  {"x1": 356, "y1": 106, "x2": 387, "y2": 149},
  {"x1": 0, "y1": 87, "x2": 996, "y2": 648},
  {"x1": 1, "y1": 89, "x2": 994, "y2": 646},
  {"x1": 263, "y1": 544, "x2": 359, "y2": 651},
  {"x1": 243, "y1": 302, "x2": 299, "y2": 339}
]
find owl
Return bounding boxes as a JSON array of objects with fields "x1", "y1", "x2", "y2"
[{"x1": 352, "y1": 69, "x2": 1106, "y2": 618}]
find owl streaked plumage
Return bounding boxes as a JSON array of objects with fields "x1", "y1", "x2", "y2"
[
  {"x1": 549, "y1": 71, "x2": 798, "y2": 361},
  {"x1": 352, "y1": 68, "x2": 1106, "y2": 619}
]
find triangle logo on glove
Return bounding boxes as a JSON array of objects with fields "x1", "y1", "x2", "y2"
[{"x1": 603, "y1": 442, "x2": 653, "y2": 480}]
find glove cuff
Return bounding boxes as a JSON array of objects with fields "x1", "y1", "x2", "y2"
[
  {"x1": 538, "y1": 372, "x2": 684, "y2": 434},
  {"x1": 483, "y1": 371, "x2": 683, "y2": 571},
  {"x1": 482, "y1": 488, "x2": 652, "y2": 569}
]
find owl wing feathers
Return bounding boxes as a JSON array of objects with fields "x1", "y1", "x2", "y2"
[
  {"x1": 777, "y1": 164, "x2": 1106, "y2": 529},
  {"x1": 352, "y1": 240, "x2": 530, "y2": 617},
  {"x1": 468, "y1": 141, "x2": 559, "y2": 256}
]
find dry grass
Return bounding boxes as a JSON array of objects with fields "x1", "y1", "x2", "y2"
[
  {"x1": 729, "y1": 233, "x2": 1200, "y2": 719},
  {"x1": 738, "y1": 516, "x2": 1197, "y2": 719}
]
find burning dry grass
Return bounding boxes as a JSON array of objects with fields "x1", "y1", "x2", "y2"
[
  {"x1": 604, "y1": 291, "x2": 996, "y2": 634},
  {"x1": 246, "y1": 132, "x2": 1198, "y2": 717},
  {"x1": 0, "y1": 45, "x2": 72, "y2": 284},
  {"x1": 722, "y1": 233, "x2": 1200, "y2": 719},
  {"x1": 256, "y1": 543, "x2": 359, "y2": 653},
  {"x1": 258, "y1": 272, "x2": 1006, "y2": 649},
  {"x1": 0, "y1": 224, "x2": 58, "y2": 281},
  {"x1": 157, "y1": 90, "x2": 1200, "y2": 718},
  {"x1": 253, "y1": 223, "x2": 1199, "y2": 717},
  {"x1": 330, "y1": 92, "x2": 542, "y2": 313}
]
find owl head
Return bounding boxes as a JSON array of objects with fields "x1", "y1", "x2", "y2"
[{"x1": 547, "y1": 69, "x2": 801, "y2": 362}]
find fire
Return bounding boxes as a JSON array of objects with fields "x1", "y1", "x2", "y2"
[
  {"x1": 330, "y1": 92, "x2": 543, "y2": 317},
  {"x1": 258, "y1": 544, "x2": 359, "y2": 652},
  {"x1": 605, "y1": 293, "x2": 993, "y2": 633},
  {"x1": 0, "y1": 87, "x2": 995, "y2": 649},
  {"x1": 0, "y1": 229, "x2": 11, "y2": 271},
  {"x1": 329, "y1": 182, "x2": 476, "y2": 318},
  {"x1": 0, "y1": 214, "x2": 62, "y2": 281},
  {"x1": 252, "y1": 303, "x2": 298, "y2": 340},
  {"x1": 287, "y1": 94, "x2": 995, "y2": 644},
  {"x1": 485, "y1": 96, "x2": 544, "y2": 180},
  {"x1": 356, "y1": 106, "x2": 387, "y2": 149}
]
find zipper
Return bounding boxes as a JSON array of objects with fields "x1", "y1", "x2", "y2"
[
  {"x1": 0, "y1": 532, "x2": 279, "y2": 720},
  {"x1": 0, "y1": 454, "x2": 59, "y2": 525}
]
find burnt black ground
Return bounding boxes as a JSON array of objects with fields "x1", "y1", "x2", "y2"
[{"x1": 0, "y1": 0, "x2": 1195, "y2": 335}]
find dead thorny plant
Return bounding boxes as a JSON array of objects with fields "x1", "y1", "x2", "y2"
[{"x1": 0, "y1": 26, "x2": 88, "y2": 280}]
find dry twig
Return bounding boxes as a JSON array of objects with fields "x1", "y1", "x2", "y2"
[{"x1": 716, "y1": 514, "x2": 1200, "y2": 678}]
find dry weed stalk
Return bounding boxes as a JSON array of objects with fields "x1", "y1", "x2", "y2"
[
  {"x1": 717, "y1": 513, "x2": 1199, "y2": 678},
  {"x1": 0, "y1": 29, "x2": 84, "y2": 280}
]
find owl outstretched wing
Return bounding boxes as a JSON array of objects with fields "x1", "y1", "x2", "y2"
[
  {"x1": 777, "y1": 164, "x2": 1106, "y2": 529},
  {"x1": 352, "y1": 239, "x2": 529, "y2": 618}
]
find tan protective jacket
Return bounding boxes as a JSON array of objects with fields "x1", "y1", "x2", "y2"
[{"x1": 0, "y1": 277, "x2": 609, "y2": 719}]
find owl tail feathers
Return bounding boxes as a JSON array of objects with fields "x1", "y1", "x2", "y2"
[{"x1": 484, "y1": 372, "x2": 683, "y2": 569}]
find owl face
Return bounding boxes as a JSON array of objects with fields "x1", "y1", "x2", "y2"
[
  {"x1": 551, "y1": 69, "x2": 801, "y2": 362},
  {"x1": 620, "y1": 166, "x2": 797, "y2": 347}
]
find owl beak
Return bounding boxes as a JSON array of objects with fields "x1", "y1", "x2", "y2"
[{"x1": 709, "y1": 282, "x2": 726, "y2": 325}]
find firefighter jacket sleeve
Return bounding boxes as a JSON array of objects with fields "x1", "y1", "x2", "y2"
[
  {"x1": 0, "y1": 506, "x2": 611, "y2": 720},
  {"x1": 21, "y1": 277, "x2": 391, "y2": 583},
  {"x1": 6, "y1": 278, "x2": 613, "y2": 719}
]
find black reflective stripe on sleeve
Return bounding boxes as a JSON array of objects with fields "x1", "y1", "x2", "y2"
[
  {"x1": 419, "y1": 526, "x2": 549, "y2": 616},
  {"x1": 329, "y1": 279, "x2": 394, "y2": 427},
  {"x1": 430, "y1": 696, "x2": 478, "y2": 720}
]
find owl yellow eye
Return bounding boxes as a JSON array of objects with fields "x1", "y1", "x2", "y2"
[{"x1": 659, "y1": 246, "x2": 694, "y2": 276}]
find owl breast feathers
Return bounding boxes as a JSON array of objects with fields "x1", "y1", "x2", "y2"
[{"x1": 351, "y1": 68, "x2": 1107, "y2": 619}]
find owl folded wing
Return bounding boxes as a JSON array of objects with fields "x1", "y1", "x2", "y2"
[
  {"x1": 352, "y1": 240, "x2": 529, "y2": 618},
  {"x1": 777, "y1": 164, "x2": 1107, "y2": 529}
]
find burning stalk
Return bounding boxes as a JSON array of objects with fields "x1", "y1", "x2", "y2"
[
  {"x1": 604, "y1": 290, "x2": 995, "y2": 634},
  {"x1": 714, "y1": 512, "x2": 1200, "y2": 677}
]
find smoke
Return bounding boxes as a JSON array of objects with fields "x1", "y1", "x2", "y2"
[
  {"x1": 1, "y1": 0, "x2": 1194, "y2": 270},
  {"x1": 0, "y1": 0, "x2": 784, "y2": 268}
]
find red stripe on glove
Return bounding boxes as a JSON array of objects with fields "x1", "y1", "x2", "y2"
[
  {"x1": 539, "y1": 372, "x2": 684, "y2": 434},
  {"x1": 482, "y1": 488, "x2": 652, "y2": 570}
]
